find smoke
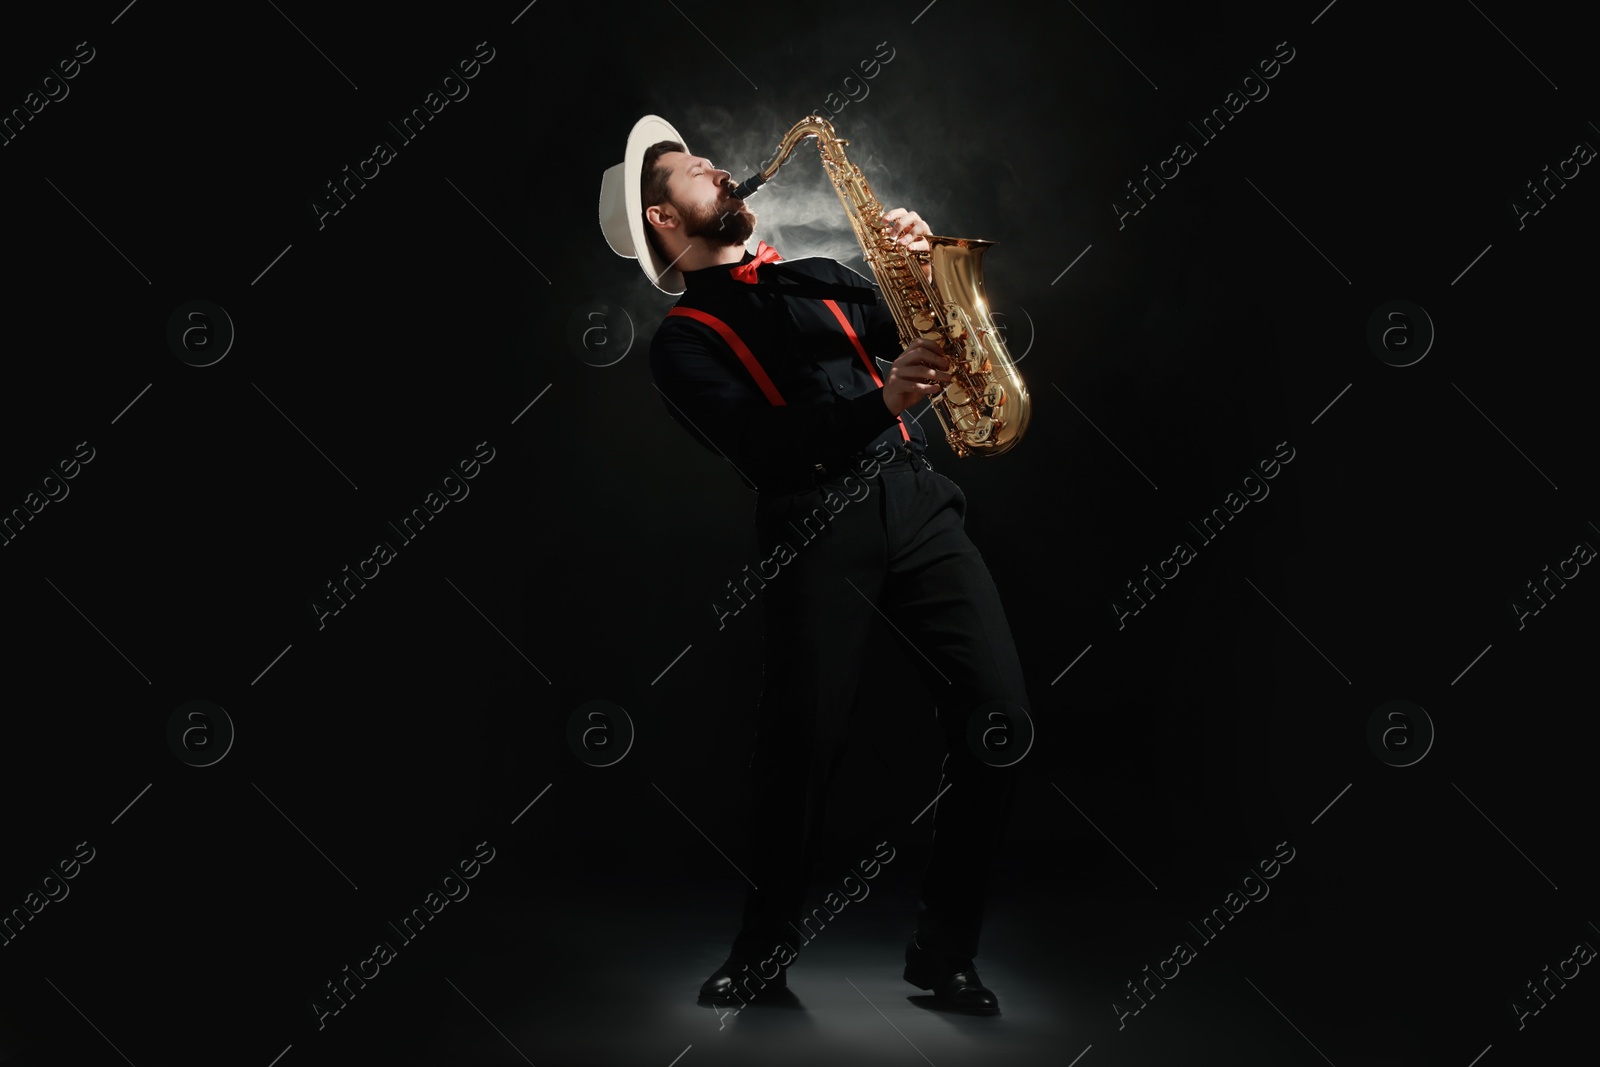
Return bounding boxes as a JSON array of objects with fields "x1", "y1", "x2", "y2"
[
  {"x1": 610, "y1": 22, "x2": 1062, "y2": 324},
  {"x1": 678, "y1": 103, "x2": 921, "y2": 270}
]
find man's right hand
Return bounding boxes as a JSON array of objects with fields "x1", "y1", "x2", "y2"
[{"x1": 882, "y1": 338, "x2": 953, "y2": 417}]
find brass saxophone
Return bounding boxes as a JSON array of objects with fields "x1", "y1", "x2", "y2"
[{"x1": 732, "y1": 115, "x2": 1030, "y2": 458}]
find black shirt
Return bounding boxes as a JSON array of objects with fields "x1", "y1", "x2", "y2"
[{"x1": 649, "y1": 248, "x2": 926, "y2": 491}]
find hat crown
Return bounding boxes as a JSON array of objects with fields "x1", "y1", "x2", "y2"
[{"x1": 598, "y1": 115, "x2": 692, "y2": 295}]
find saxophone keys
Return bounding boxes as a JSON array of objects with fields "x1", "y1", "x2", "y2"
[{"x1": 912, "y1": 312, "x2": 934, "y2": 332}]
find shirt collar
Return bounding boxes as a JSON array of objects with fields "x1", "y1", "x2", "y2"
[{"x1": 682, "y1": 250, "x2": 757, "y2": 290}]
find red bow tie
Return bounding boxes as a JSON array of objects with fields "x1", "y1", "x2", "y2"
[{"x1": 729, "y1": 241, "x2": 782, "y2": 284}]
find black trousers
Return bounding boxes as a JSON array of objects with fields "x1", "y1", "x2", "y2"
[{"x1": 729, "y1": 447, "x2": 1029, "y2": 966}]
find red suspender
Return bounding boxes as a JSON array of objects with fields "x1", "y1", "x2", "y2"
[
  {"x1": 821, "y1": 299, "x2": 911, "y2": 442},
  {"x1": 668, "y1": 306, "x2": 786, "y2": 406},
  {"x1": 669, "y1": 301, "x2": 911, "y2": 443}
]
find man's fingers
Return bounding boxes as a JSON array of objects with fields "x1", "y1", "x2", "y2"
[
  {"x1": 882, "y1": 207, "x2": 918, "y2": 222},
  {"x1": 900, "y1": 341, "x2": 952, "y2": 368},
  {"x1": 881, "y1": 207, "x2": 928, "y2": 239}
]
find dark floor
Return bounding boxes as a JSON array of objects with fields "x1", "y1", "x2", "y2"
[
  {"x1": 1, "y1": 824, "x2": 1590, "y2": 1067},
  {"x1": 414, "y1": 870, "x2": 1592, "y2": 1067}
]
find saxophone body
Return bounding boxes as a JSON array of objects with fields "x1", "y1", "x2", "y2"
[{"x1": 734, "y1": 116, "x2": 1030, "y2": 458}]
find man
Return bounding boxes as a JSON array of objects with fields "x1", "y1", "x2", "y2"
[{"x1": 598, "y1": 115, "x2": 1031, "y2": 1015}]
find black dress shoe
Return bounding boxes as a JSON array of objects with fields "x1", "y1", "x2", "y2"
[
  {"x1": 904, "y1": 940, "x2": 1000, "y2": 1015},
  {"x1": 698, "y1": 955, "x2": 788, "y2": 1002}
]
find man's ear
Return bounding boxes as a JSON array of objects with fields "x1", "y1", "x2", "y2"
[{"x1": 645, "y1": 204, "x2": 677, "y2": 231}]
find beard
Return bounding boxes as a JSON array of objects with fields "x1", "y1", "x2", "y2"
[{"x1": 678, "y1": 192, "x2": 757, "y2": 248}]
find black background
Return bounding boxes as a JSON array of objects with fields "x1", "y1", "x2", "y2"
[{"x1": 1, "y1": 1, "x2": 1594, "y2": 1065}]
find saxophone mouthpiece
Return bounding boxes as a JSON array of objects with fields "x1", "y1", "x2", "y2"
[{"x1": 730, "y1": 173, "x2": 766, "y2": 200}]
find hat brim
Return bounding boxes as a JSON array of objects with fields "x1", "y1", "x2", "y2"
[{"x1": 601, "y1": 115, "x2": 691, "y2": 295}]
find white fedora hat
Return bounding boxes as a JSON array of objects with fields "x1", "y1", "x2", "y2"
[{"x1": 599, "y1": 114, "x2": 693, "y2": 295}]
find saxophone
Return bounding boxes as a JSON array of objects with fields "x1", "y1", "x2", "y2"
[{"x1": 731, "y1": 116, "x2": 1030, "y2": 458}]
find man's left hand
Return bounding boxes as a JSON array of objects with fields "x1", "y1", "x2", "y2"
[{"x1": 882, "y1": 208, "x2": 931, "y2": 252}]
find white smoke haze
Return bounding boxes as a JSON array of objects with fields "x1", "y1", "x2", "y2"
[
  {"x1": 681, "y1": 102, "x2": 918, "y2": 271},
  {"x1": 602, "y1": 16, "x2": 1072, "y2": 346}
]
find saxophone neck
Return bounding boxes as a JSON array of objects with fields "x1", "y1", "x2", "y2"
[{"x1": 731, "y1": 115, "x2": 839, "y2": 199}]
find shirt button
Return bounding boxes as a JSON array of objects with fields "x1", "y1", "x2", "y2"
[{"x1": 835, "y1": 383, "x2": 846, "y2": 392}]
